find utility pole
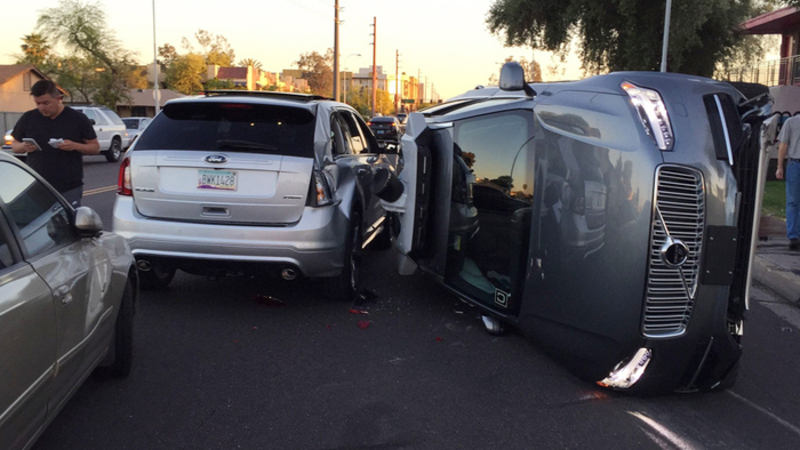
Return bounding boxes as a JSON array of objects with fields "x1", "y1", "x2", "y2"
[
  {"x1": 395, "y1": 50, "x2": 400, "y2": 114},
  {"x1": 333, "y1": 0, "x2": 340, "y2": 101},
  {"x1": 152, "y1": 0, "x2": 159, "y2": 115},
  {"x1": 661, "y1": 0, "x2": 672, "y2": 72},
  {"x1": 371, "y1": 17, "x2": 377, "y2": 117}
]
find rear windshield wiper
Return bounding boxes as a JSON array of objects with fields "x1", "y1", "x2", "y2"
[{"x1": 216, "y1": 139, "x2": 278, "y2": 152}]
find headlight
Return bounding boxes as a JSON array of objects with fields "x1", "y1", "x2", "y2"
[
  {"x1": 597, "y1": 348, "x2": 652, "y2": 389},
  {"x1": 621, "y1": 81, "x2": 674, "y2": 151}
]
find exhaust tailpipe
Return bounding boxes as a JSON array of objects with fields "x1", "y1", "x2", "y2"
[
  {"x1": 281, "y1": 268, "x2": 298, "y2": 281},
  {"x1": 137, "y1": 259, "x2": 152, "y2": 272}
]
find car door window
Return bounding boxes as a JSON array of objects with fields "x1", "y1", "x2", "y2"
[
  {"x1": 0, "y1": 216, "x2": 14, "y2": 270},
  {"x1": 81, "y1": 109, "x2": 99, "y2": 124},
  {"x1": 0, "y1": 162, "x2": 74, "y2": 258},
  {"x1": 333, "y1": 113, "x2": 353, "y2": 155},
  {"x1": 341, "y1": 112, "x2": 367, "y2": 154}
]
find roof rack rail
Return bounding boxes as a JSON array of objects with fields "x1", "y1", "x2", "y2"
[{"x1": 202, "y1": 90, "x2": 333, "y2": 102}]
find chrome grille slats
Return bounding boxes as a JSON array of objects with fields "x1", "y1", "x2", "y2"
[{"x1": 643, "y1": 166, "x2": 705, "y2": 337}]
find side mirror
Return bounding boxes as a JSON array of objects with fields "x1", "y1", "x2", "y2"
[
  {"x1": 74, "y1": 206, "x2": 103, "y2": 237},
  {"x1": 499, "y1": 61, "x2": 536, "y2": 97},
  {"x1": 89, "y1": 119, "x2": 96, "y2": 125}
]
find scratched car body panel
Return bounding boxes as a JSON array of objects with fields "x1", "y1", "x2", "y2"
[
  {"x1": 0, "y1": 152, "x2": 136, "y2": 449},
  {"x1": 378, "y1": 62, "x2": 770, "y2": 393}
]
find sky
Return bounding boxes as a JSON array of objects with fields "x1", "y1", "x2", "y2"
[{"x1": 0, "y1": 0, "x2": 584, "y2": 100}]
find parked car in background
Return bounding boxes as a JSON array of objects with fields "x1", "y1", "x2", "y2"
[
  {"x1": 375, "y1": 61, "x2": 770, "y2": 394},
  {"x1": 122, "y1": 117, "x2": 152, "y2": 150},
  {"x1": 396, "y1": 113, "x2": 408, "y2": 133},
  {"x1": 2, "y1": 129, "x2": 19, "y2": 159},
  {"x1": 71, "y1": 105, "x2": 130, "y2": 162},
  {"x1": 0, "y1": 151, "x2": 137, "y2": 450},
  {"x1": 112, "y1": 91, "x2": 396, "y2": 300},
  {"x1": 368, "y1": 116, "x2": 402, "y2": 148}
]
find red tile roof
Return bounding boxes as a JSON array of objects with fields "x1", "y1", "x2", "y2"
[{"x1": 216, "y1": 67, "x2": 248, "y2": 80}]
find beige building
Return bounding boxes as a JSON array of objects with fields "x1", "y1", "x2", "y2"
[
  {"x1": 117, "y1": 88, "x2": 186, "y2": 118},
  {"x1": 0, "y1": 65, "x2": 65, "y2": 131}
]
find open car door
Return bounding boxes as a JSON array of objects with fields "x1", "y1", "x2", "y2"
[{"x1": 377, "y1": 113, "x2": 454, "y2": 277}]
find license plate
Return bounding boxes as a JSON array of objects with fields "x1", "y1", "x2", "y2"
[
  {"x1": 377, "y1": 130, "x2": 385, "y2": 134},
  {"x1": 198, "y1": 169, "x2": 237, "y2": 191}
]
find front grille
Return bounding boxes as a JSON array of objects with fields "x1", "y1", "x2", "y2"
[{"x1": 643, "y1": 166, "x2": 705, "y2": 337}]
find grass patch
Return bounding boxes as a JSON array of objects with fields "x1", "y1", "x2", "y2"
[{"x1": 762, "y1": 180, "x2": 786, "y2": 219}]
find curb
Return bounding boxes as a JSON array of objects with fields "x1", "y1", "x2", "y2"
[{"x1": 752, "y1": 254, "x2": 799, "y2": 306}]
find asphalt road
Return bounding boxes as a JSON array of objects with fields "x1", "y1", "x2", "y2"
[{"x1": 31, "y1": 157, "x2": 800, "y2": 449}]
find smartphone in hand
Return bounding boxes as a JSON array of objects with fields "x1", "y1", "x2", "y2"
[{"x1": 22, "y1": 138, "x2": 42, "y2": 152}]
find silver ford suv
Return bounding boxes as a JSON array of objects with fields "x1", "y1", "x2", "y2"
[{"x1": 112, "y1": 91, "x2": 395, "y2": 300}]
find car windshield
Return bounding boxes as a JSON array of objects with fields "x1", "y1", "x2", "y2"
[
  {"x1": 123, "y1": 119, "x2": 140, "y2": 129},
  {"x1": 133, "y1": 102, "x2": 316, "y2": 157}
]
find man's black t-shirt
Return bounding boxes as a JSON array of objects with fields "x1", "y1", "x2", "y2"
[{"x1": 12, "y1": 106, "x2": 97, "y2": 192}]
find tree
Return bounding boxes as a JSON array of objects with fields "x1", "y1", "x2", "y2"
[
  {"x1": 239, "y1": 58, "x2": 263, "y2": 70},
  {"x1": 296, "y1": 49, "x2": 333, "y2": 97},
  {"x1": 486, "y1": 0, "x2": 760, "y2": 77},
  {"x1": 182, "y1": 29, "x2": 235, "y2": 67},
  {"x1": 158, "y1": 43, "x2": 179, "y2": 67},
  {"x1": 16, "y1": 33, "x2": 51, "y2": 66},
  {"x1": 37, "y1": 0, "x2": 135, "y2": 108},
  {"x1": 166, "y1": 53, "x2": 206, "y2": 95}
]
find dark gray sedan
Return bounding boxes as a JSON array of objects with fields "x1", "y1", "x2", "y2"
[{"x1": 0, "y1": 152, "x2": 137, "y2": 449}]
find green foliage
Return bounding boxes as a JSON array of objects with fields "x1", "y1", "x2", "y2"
[
  {"x1": 16, "y1": 33, "x2": 51, "y2": 66},
  {"x1": 166, "y1": 53, "x2": 206, "y2": 95},
  {"x1": 296, "y1": 49, "x2": 334, "y2": 97},
  {"x1": 36, "y1": 0, "x2": 133, "y2": 108},
  {"x1": 487, "y1": 0, "x2": 760, "y2": 76},
  {"x1": 182, "y1": 29, "x2": 235, "y2": 67},
  {"x1": 763, "y1": 180, "x2": 786, "y2": 219}
]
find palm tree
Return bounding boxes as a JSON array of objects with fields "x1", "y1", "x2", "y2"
[
  {"x1": 238, "y1": 58, "x2": 262, "y2": 70},
  {"x1": 18, "y1": 33, "x2": 51, "y2": 66}
]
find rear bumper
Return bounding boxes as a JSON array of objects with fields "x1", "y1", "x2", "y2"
[{"x1": 111, "y1": 195, "x2": 348, "y2": 277}]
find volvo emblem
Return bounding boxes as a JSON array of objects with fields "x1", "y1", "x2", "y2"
[
  {"x1": 660, "y1": 237, "x2": 690, "y2": 268},
  {"x1": 204, "y1": 154, "x2": 228, "y2": 164}
]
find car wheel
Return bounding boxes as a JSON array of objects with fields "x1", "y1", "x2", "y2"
[
  {"x1": 105, "y1": 138, "x2": 121, "y2": 162},
  {"x1": 139, "y1": 261, "x2": 176, "y2": 290},
  {"x1": 95, "y1": 277, "x2": 134, "y2": 378},
  {"x1": 323, "y1": 211, "x2": 362, "y2": 301}
]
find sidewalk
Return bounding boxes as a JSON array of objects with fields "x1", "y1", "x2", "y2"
[{"x1": 751, "y1": 214, "x2": 800, "y2": 306}]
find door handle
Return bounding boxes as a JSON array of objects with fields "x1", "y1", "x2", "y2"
[{"x1": 55, "y1": 285, "x2": 73, "y2": 305}]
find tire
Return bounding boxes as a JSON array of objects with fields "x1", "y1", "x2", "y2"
[
  {"x1": 105, "y1": 137, "x2": 121, "y2": 162},
  {"x1": 95, "y1": 277, "x2": 134, "y2": 379},
  {"x1": 139, "y1": 261, "x2": 176, "y2": 290},
  {"x1": 323, "y1": 212, "x2": 363, "y2": 301},
  {"x1": 110, "y1": 278, "x2": 134, "y2": 378}
]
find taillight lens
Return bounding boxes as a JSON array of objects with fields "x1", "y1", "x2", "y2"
[
  {"x1": 621, "y1": 81, "x2": 674, "y2": 151},
  {"x1": 118, "y1": 158, "x2": 132, "y2": 196},
  {"x1": 307, "y1": 170, "x2": 334, "y2": 207}
]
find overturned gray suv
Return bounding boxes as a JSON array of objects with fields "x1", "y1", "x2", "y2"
[
  {"x1": 373, "y1": 62, "x2": 772, "y2": 393},
  {"x1": 112, "y1": 91, "x2": 395, "y2": 300}
]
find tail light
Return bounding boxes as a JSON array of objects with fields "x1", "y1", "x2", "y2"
[
  {"x1": 621, "y1": 81, "x2": 674, "y2": 151},
  {"x1": 118, "y1": 158, "x2": 132, "y2": 196},
  {"x1": 307, "y1": 169, "x2": 334, "y2": 207}
]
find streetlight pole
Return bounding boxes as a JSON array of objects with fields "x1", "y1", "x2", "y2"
[
  {"x1": 661, "y1": 0, "x2": 672, "y2": 72},
  {"x1": 343, "y1": 53, "x2": 361, "y2": 104},
  {"x1": 152, "y1": 0, "x2": 159, "y2": 115}
]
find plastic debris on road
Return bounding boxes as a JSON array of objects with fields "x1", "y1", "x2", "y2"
[
  {"x1": 252, "y1": 294, "x2": 286, "y2": 307},
  {"x1": 357, "y1": 320, "x2": 370, "y2": 329},
  {"x1": 349, "y1": 308, "x2": 369, "y2": 315}
]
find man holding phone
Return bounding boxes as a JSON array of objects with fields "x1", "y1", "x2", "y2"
[{"x1": 11, "y1": 79, "x2": 100, "y2": 207}]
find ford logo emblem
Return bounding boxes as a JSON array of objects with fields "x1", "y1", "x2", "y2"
[
  {"x1": 205, "y1": 154, "x2": 228, "y2": 164},
  {"x1": 660, "y1": 237, "x2": 690, "y2": 268}
]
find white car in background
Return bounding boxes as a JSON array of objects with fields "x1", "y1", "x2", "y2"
[
  {"x1": 72, "y1": 105, "x2": 130, "y2": 162},
  {"x1": 122, "y1": 117, "x2": 152, "y2": 150}
]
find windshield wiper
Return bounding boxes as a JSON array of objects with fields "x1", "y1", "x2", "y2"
[{"x1": 216, "y1": 139, "x2": 278, "y2": 152}]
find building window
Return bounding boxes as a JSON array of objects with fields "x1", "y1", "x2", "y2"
[
  {"x1": 132, "y1": 106, "x2": 147, "y2": 117},
  {"x1": 23, "y1": 73, "x2": 32, "y2": 91}
]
